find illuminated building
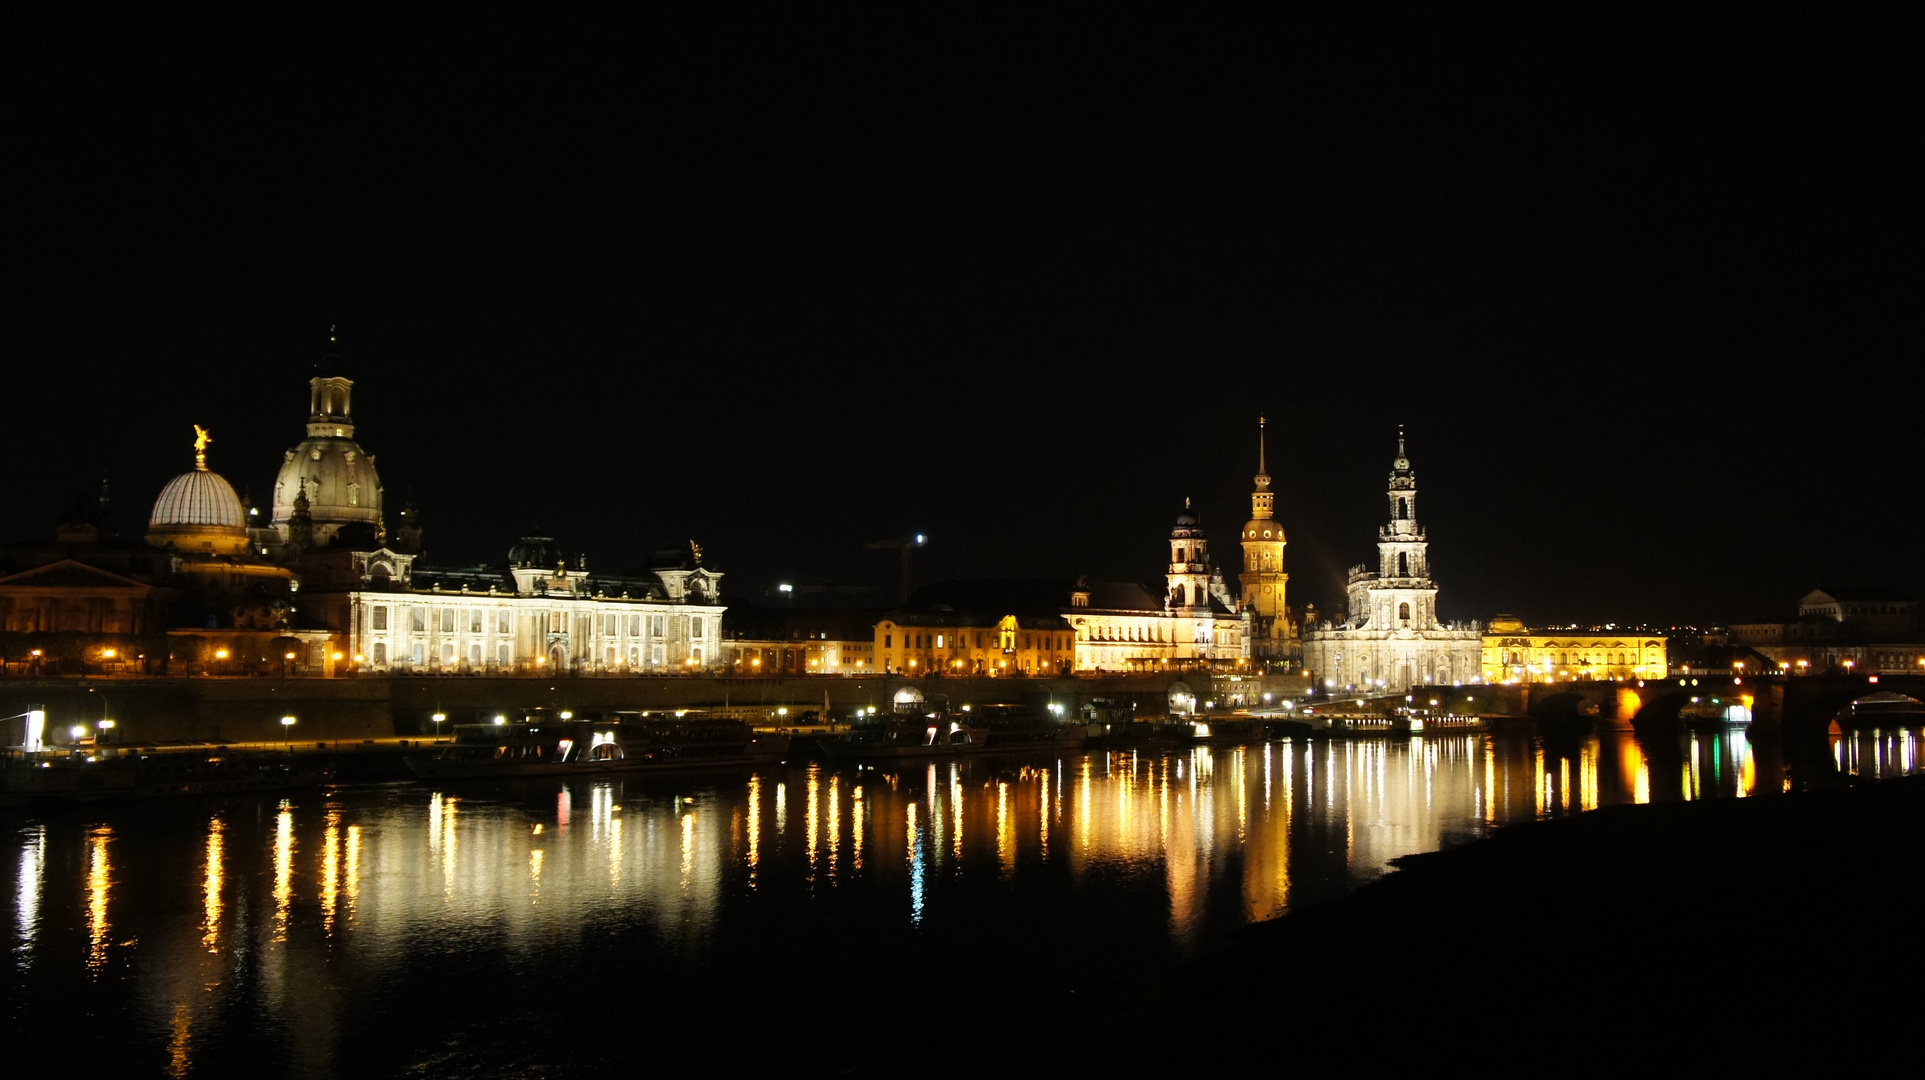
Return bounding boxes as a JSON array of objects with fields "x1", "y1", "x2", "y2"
[
  {"x1": 875, "y1": 581, "x2": 1078, "y2": 675},
  {"x1": 723, "y1": 607, "x2": 880, "y2": 673},
  {"x1": 1479, "y1": 615, "x2": 1667, "y2": 682},
  {"x1": 1300, "y1": 429, "x2": 1480, "y2": 690},
  {"x1": 1063, "y1": 505, "x2": 1250, "y2": 671},
  {"x1": 245, "y1": 349, "x2": 728, "y2": 674},
  {"x1": 1728, "y1": 588, "x2": 1921, "y2": 674},
  {"x1": 1236, "y1": 418, "x2": 1298, "y2": 665}
]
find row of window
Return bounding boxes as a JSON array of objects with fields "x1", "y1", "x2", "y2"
[
  {"x1": 368, "y1": 605, "x2": 708, "y2": 641},
  {"x1": 883, "y1": 631, "x2": 1071, "y2": 652}
]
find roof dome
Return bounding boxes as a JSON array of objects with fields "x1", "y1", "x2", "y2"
[
  {"x1": 509, "y1": 537, "x2": 564, "y2": 568},
  {"x1": 147, "y1": 431, "x2": 251, "y2": 555},
  {"x1": 270, "y1": 375, "x2": 383, "y2": 542},
  {"x1": 151, "y1": 468, "x2": 246, "y2": 530},
  {"x1": 1171, "y1": 503, "x2": 1204, "y2": 538},
  {"x1": 1243, "y1": 518, "x2": 1286, "y2": 543}
]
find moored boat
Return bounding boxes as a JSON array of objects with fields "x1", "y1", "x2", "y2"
[{"x1": 405, "y1": 718, "x2": 791, "y2": 780}]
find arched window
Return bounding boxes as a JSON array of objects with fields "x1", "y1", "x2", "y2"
[
  {"x1": 1399, "y1": 552, "x2": 1409, "y2": 576},
  {"x1": 1398, "y1": 602, "x2": 1411, "y2": 622},
  {"x1": 1397, "y1": 497, "x2": 1408, "y2": 520}
]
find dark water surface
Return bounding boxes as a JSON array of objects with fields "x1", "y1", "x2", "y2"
[{"x1": 6, "y1": 727, "x2": 1919, "y2": 1077}]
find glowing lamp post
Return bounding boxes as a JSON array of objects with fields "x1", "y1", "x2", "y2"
[
  {"x1": 432, "y1": 712, "x2": 446, "y2": 740},
  {"x1": 279, "y1": 714, "x2": 296, "y2": 751}
]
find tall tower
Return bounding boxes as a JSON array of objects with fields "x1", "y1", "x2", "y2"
[
  {"x1": 1347, "y1": 426, "x2": 1440, "y2": 632},
  {"x1": 1166, "y1": 501, "x2": 1213, "y2": 613},
  {"x1": 1238, "y1": 417, "x2": 1292, "y2": 659}
]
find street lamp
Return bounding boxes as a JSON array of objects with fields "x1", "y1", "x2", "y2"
[
  {"x1": 432, "y1": 712, "x2": 446, "y2": 740},
  {"x1": 280, "y1": 714, "x2": 296, "y2": 751}
]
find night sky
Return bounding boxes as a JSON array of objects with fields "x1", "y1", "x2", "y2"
[{"x1": 9, "y1": 11, "x2": 1920, "y2": 626}]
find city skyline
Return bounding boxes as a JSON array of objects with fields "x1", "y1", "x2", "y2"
[{"x1": 10, "y1": 11, "x2": 1919, "y2": 625}]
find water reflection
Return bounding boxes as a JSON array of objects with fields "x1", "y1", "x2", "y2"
[
  {"x1": 4, "y1": 726, "x2": 1919, "y2": 1077},
  {"x1": 15, "y1": 824, "x2": 44, "y2": 967},
  {"x1": 86, "y1": 825, "x2": 111, "y2": 972}
]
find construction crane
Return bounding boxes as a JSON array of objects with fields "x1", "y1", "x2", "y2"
[{"x1": 864, "y1": 534, "x2": 926, "y2": 604}]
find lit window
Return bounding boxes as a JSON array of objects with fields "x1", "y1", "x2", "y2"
[{"x1": 372, "y1": 605, "x2": 389, "y2": 631}]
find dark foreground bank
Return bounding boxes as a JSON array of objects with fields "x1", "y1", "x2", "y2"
[{"x1": 898, "y1": 776, "x2": 1925, "y2": 1077}]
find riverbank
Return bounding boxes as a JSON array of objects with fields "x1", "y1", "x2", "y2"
[{"x1": 919, "y1": 775, "x2": 1925, "y2": 1076}]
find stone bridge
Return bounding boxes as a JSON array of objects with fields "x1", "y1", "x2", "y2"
[{"x1": 1337, "y1": 673, "x2": 1924, "y2": 737}]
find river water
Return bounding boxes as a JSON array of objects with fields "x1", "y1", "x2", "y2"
[{"x1": 5, "y1": 726, "x2": 1919, "y2": 1077}]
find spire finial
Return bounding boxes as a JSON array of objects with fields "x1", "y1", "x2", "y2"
[
  {"x1": 193, "y1": 425, "x2": 211, "y2": 470},
  {"x1": 1258, "y1": 416, "x2": 1268, "y2": 476},
  {"x1": 328, "y1": 323, "x2": 338, "y2": 345},
  {"x1": 1398, "y1": 424, "x2": 1405, "y2": 457}
]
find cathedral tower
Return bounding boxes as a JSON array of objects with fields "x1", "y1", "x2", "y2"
[
  {"x1": 1345, "y1": 426, "x2": 1440, "y2": 632},
  {"x1": 1238, "y1": 417, "x2": 1293, "y2": 660},
  {"x1": 1166, "y1": 501, "x2": 1214, "y2": 613}
]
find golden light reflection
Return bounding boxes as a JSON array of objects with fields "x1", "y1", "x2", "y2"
[
  {"x1": 321, "y1": 814, "x2": 341, "y2": 935},
  {"x1": 746, "y1": 774, "x2": 762, "y2": 883},
  {"x1": 201, "y1": 819, "x2": 223, "y2": 952},
  {"x1": 997, "y1": 780, "x2": 1013, "y2": 871},
  {"x1": 530, "y1": 847, "x2": 543, "y2": 902},
  {"x1": 1038, "y1": 767, "x2": 1050, "y2": 861},
  {"x1": 344, "y1": 824, "x2": 361, "y2": 922},
  {"x1": 680, "y1": 812, "x2": 694, "y2": 891},
  {"x1": 609, "y1": 810, "x2": 624, "y2": 887},
  {"x1": 1078, "y1": 759, "x2": 1092, "y2": 852},
  {"x1": 827, "y1": 775, "x2": 840, "y2": 877},
  {"x1": 1736, "y1": 732, "x2": 1756, "y2": 797},
  {"x1": 806, "y1": 768, "x2": 820, "y2": 874},
  {"x1": 852, "y1": 784, "x2": 864, "y2": 871},
  {"x1": 86, "y1": 825, "x2": 111, "y2": 973},
  {"x1": 1559, "y1": 757, "x2": 1571, "y2": 812},
  {"x1": 439, "y1": 795, "x2": 458, "y2": 898},
  {"x1": 273, "y1": 804, "x2": 293, "y2": 940},
  {"x1": 165, "y1": 1002, "x2": 192, "y2": 1080}
]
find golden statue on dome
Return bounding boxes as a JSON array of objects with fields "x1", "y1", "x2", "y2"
[{"x1": 193, "y1": 425, "x2": 212, "y2": 469}]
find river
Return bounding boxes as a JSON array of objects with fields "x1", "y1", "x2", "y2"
[{"x1": 5, "y1": 726, "x2": 1919, "y2": 1077}]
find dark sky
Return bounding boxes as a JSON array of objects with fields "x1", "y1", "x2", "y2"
[{"x1": 8, "y1": 10, "x2": 1920, "y2": 626}]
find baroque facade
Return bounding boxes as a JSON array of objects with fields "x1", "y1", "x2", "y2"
[{"x1": 1301, "y1": 431, "x2": 1481, "y2": 691}]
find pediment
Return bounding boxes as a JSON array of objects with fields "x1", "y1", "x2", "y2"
[{"x1": 0, "y1": 559, "x2": 150, "y2": 591}]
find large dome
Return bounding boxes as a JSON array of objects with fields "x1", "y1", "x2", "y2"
[
  {"x1": 270, "y1": 373, "x2": 384, "y2": 543},
  {"x1": 272, "y1": 435, "x2": 383, "y2": 533}
]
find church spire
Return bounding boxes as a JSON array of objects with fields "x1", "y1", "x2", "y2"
[{"x1": 1255, "y1": 416, "x2": 1270, "y2": 489}]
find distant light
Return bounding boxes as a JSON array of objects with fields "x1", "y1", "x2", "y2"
[
  {"x1": 559, "y1": 710, "x2": 574, "y2": 720},
  {"x1": 915, "y1": 534, "x2": 925, "y2": 545},
  {"x1": 432, "y1": 713, "x2": 446, "y2": 723},
  {"x1": 97, "y1": 719, "x2": 115, "y2": 729},
  {"x1": 280, "y1": 715, "x2": 296, "y2": 727},
  {"x1": 778, "y1": 584, "x2": 793, "y2": 593},
  {"x1": 69, "y1": 725, "x2": 86, "y2": 740},
  {"x1": 494, "y1": 716, "x2": 507, "y2": 725}
]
